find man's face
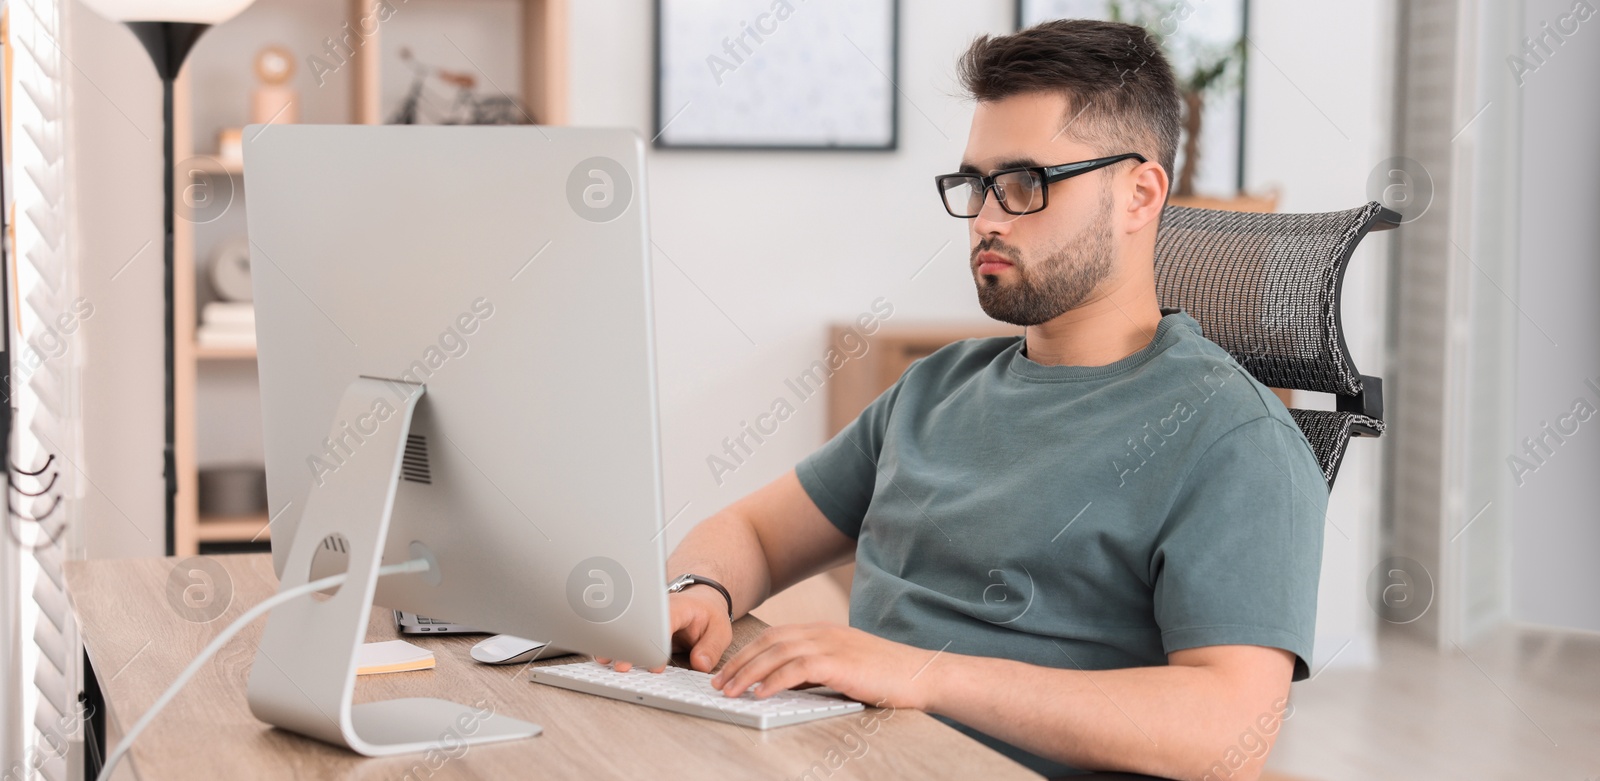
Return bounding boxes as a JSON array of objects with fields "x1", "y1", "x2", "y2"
[{"x1": 958, "y1": 92, "x2": 1121, "y2": 326}]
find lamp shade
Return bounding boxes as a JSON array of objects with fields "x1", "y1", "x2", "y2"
[{"x1": 77, "y1": 0, "x2": 256, "y2": 25}]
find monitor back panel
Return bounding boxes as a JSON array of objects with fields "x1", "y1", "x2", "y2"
[{"x1": 243, "y1": 125, "x2": 667, "y2": 663}]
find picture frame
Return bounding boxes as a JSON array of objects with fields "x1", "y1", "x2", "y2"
[
  {"x1": 653, "y1": 0, "x2": 899, "y2": 151},
  {"x1": 1015, "y1": 0, "x2": 1250, "y2": 195}
]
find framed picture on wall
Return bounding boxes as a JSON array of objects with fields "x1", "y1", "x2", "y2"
[
  {"x1": 653, "y1": 0, "x2": 899, "y2": 150},
  {"x1": 1016, "y1": 0, "x2": 1250, "y2": 197}
]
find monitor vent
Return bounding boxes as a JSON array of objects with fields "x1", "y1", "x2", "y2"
[{"x1": 401, "y1": 434, "x2": 432, "y2": 484}]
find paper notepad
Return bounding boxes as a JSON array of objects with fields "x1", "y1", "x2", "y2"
[{"x1": 357, "y1": 640, "x2": 436, "y2": 675}]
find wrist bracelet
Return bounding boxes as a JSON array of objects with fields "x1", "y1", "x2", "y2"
[{"x1": 666, "y1": 573, "x2": 734, "y2": 619}]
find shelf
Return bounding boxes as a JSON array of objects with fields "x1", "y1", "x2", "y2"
[
  {"x1": 1169, "y1": 191, "x2": 1279, "y2": 213},
  {"x1": 187, "y1": 155, "x2": 243, "y2": 176},
  {"x1": 197, "y1": 513, "x2": 270, "y2": 543},
  {"x1": 195, "y1": 342, "x2": 257, "y2": 360}
]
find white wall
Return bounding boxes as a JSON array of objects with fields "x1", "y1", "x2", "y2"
[
  {"x1": 568, "y1": 1, "x2": 1008, "y2": 541},
  {"x1": 1512, "y1": 0, "x2": 1600, "y2": 633}
]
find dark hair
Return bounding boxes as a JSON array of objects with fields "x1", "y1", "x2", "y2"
[{"x1": 957, "y1": 19, "x2": 1180, "y2": 190}]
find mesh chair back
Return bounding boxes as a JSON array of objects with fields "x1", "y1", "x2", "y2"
[{"x1": 1153, "y1": 201, "x2": 1394, "y2": 485}]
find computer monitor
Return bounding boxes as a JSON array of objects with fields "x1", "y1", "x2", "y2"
[{"x1": 241, "y1": 124, "x2": 669, "y2": 755}]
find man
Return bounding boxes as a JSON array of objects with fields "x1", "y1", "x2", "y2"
[{"x1": 605, "y1": 19, "x2": 1327, "y2": 781}]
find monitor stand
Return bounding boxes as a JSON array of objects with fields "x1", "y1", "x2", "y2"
[{"x1": 245, "y1": 376, "x2": 541, "y2": 755}]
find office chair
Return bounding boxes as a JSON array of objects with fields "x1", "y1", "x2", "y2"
[
  {"x1": 1152, "y1": 199, "x2": 1396, "y2": 488},
  {"x1": 1065, "y1": 201, "x2": 1398, "y2": 781}
]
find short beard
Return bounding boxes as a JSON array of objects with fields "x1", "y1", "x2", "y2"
[{"x1": 973, "y1": 183, "x2": 1115, "y2": 327}]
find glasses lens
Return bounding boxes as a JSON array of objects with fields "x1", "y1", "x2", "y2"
[
  {"x1": 939, "y1": 176, "x2": 986, "y2": 217},
  {"x1": 992, "y1": 170, "x2": 1043, "y2": 215}
]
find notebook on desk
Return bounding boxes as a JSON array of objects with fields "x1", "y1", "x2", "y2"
[{"x1": 357, "y1": 640, "x2": 435, "y2": 675}]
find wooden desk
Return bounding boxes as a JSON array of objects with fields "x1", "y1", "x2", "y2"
[{"x1": 67, "y1": 554, "x2": 1042, "y2": 780}]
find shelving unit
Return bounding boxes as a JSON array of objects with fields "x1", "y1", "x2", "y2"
[{"x1": 171, "y1": 0, "x2": 568, "y2": 555}]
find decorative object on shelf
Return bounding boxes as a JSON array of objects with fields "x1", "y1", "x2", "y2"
[
  {"x1": 208, "y1": 236, "x2": 253, "y2": 302},
  {"x1": 387, "y1": 47, "x2": 531, "y2": 125},
  {"x1": 212, "y1": 44, "x2": 296, "y2": 168},
  {"x1": 197, "y1": 301, "x2": 256, "y2": 351},
  {"x1": 1017, "y1": 0, "x2": 1249, "y2": 198},
  {"x1": 653, "y1": 0, "x2": 898, "y2": 150},
  {"x1": 76, "y1": 0, "x2": 261, "y2": 556},
  {"x1": 253, "y1": 44, "x2": 298, "y2": 124},
  {"x1": 199, "y1": 236, "x2": 256, "y2": 347},
  {"x1": 197, "y1": 465, "x2": 268, "y2": 518}
]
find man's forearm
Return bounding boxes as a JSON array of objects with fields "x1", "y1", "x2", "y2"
[
  {"x1": 922, "y1": 653, "x2": 1287, "y2": 781},
  {"x1": 664, "y1": 470, "x2": 855, "y2": 620},
  {"x1": 665, "y1": 510, "x2": 773, "y2": 619}
]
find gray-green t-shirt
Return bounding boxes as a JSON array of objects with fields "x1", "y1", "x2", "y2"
[{"x1": 795, "y1": 310, "x2": 1328, "y2": 778}]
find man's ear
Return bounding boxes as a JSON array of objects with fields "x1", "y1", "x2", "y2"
[{"x1": 1124, "y1": 161, "x2": 1169, "y2": 234}]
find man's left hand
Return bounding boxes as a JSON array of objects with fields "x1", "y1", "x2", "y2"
[{"x1": 710, "y1": 623, "x2": 940, "y2": 710}]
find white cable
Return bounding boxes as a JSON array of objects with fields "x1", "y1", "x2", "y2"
[{"x1": 94, "y1": 557, "x2": 432, "y2": 781}]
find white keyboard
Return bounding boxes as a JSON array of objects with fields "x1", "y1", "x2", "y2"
[{"x1": 528, "y1": 661, "x2": 864, "y2": 729}]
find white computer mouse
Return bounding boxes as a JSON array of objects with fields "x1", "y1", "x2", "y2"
[{"x1": 470, "y1": 634, "x2": 573, "y2": 665}]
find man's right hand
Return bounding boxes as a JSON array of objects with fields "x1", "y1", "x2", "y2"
[
  {"x1": 593, "y1": 469, "x2": 852, "y2": 675},
  {"x1": 595, "y1": 586, "x2": 734, "y2": 674}
]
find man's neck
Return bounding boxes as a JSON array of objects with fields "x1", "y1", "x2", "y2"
[{"x1": 1021, "y1": 278, "x2": 1164, "y2": 367}]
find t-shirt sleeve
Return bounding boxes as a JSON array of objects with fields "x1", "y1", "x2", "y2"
[
  {"x1": 794, "y1": 377, "x2": 906, "y2": 539},
  {"x1": 1151, "y1": 416, "x2": 1329, "y2": 681}
]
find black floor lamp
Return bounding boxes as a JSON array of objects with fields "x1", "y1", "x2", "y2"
[{"x1": 77, "y1": 0, "x2": 257, "y2": 555}]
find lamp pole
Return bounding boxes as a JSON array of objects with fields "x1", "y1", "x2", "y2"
[{"x1": 124, "y1": 22, "x2": 210, "y2": 556}]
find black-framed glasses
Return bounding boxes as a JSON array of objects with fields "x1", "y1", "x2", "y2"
[{"x1": 934, "y1": 153, "x2": 1148, "y2": 218}]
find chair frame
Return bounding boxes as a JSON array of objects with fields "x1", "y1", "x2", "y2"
[{"x1": 1153, "y1": 200, "x2": 1399, "y2": 488}]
